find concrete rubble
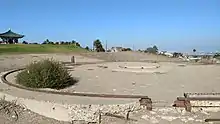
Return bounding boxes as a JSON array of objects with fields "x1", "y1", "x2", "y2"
[
  {"x1": 67, "y1": 102, "x2": 141, "y2": 122},
  {"x1": 141, "y1": 107, "x2": 208, "y2": 123}
]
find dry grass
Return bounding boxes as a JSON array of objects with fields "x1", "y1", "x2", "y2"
[{"x1": 0, "y1": 98, "x2": 23, "y2": 121}]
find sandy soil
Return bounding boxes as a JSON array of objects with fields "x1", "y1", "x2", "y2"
[
  {"x1": 0, "y1": 53, "x2": 105, "y2": 124},
  {"x1": 0, "y1": 53, "x2": 104, "y2": 72},
  {"x1": 1, "y1": 52, "x2": 220, "y2": 124},
  {"x1": 80, "y1": 51, "x2": 183, "y2": 62},
  {"x1": 64, "y1": 62, "x2": 220, "y2": 104}
]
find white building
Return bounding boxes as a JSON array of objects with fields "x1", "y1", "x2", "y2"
[{"x1": 111, "y1": 47, "x2": 123, "y2": 52}]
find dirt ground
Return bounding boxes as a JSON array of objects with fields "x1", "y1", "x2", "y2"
[
  {"x1": 66, "y1": 62, "x2": 220, "y2": 104},
  {"x1": 0, "y1": 52, "x2": 220, "y2": 124},
  {"x1": 79, "y1": 51, "x2": 183, "y2": 62}
]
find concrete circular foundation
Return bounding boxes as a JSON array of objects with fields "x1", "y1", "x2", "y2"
[{"x1": 100, "y1": 62, "x2": 167, "y2": 73}]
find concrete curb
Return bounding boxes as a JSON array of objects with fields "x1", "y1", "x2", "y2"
[
  {"x1": 0, "y1": 69, "x2": 150, "y2": 122},
  {"x1": 1, "y1": 68, "x2": 149, "y2": 99},
  {"x1": 0, "y1": 71, "x2": 71, "y2": 121},
  {"x1": 0, "y1": 92, "x2": 71, "y2": 121}
]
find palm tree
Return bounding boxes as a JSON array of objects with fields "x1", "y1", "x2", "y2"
[{"x1": 193, "y1": 49, "x2": 196, "y2": 53}]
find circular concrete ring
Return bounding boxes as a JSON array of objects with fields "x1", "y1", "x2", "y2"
[
  {"x1": 119, "y1": 65, "x2": 160, "y2": 69},
  {"x1": 1, "y1": 68, "x2": 149, "y2": 99}
]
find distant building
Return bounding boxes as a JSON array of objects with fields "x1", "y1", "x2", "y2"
[
  {"x1": 111, "y1": 47, "x2": 123, "y2": 52},
  {"x1": 158, "y1": 51, "x2": 173, "y2": 57}
]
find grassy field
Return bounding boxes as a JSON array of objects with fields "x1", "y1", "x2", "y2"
[{"x1": 0, "y1": 44, "x2": 87, "y2": 54}]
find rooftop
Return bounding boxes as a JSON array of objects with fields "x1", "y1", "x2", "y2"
[{"x1": 0, "y1": 30, "x2": 24, "y2": 38}]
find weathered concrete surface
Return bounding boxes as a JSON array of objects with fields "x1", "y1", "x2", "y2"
[
  {"x1": 0, "y1": 92, "x2": 70, "y2": 121},
  {"x1": 1, "y1": 72, "x2": 137, "y2": 105},
  {"x1": 63, "y1": 62, "x2": 220, "y2": 105},
  {"x1": 1, "y1": 53, "x2": 220, "y2": 123}
]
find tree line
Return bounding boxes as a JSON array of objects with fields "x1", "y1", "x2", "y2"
[
  {"x1": 22, "y1": 39, "x2": 81, "y2": 47},
  {"x1": 21, "y1": 38, "x2": 161, "y2": 53}
]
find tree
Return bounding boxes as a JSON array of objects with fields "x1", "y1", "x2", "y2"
[
  {"x1": 71, "y1": 40, "x2": 76, "y2": 44},
  {"x1": 22, "y1": 41, "x2": 28, "y2": 44},
  {"x1": 153, "y1": 45, "x2": 158, "y2": 52},
  {"x1": 42, "y1": 39, "x2": 50, "y2": 44},
  {"x1": 48, "y1": 42, "x2": 54, "y2": 44},
  {"x1": 173, "y1": 52, "x2": 183, "y2": 58},
  {"x1": 64, "y1": 42, "x2": 69, "y2": 45},
  {"x1": 75, "y1": 42, "x2": 81, "y2": 47},
  {"x1": 145, "y1": 45, "x2": 158, "y2": 54},
  {"x1": 214, "y1": 53, "x2": 220, "y2": 59},
  {"x1": 192, "y1": 49, "x2": 197, "y2": 58},
  {"x1": 93, "y1": 39, "x2": 105, "y2": 52},
  {"x1": 85, "y1": 46, "x2": 89, "y2": 50},
  {"x1": 122, "y1": 48, "x2": 132, "y2": 51},
  {"x1": 60, "y1": 41, "x2": 65, "y2": 44},
  {"x1": 45, "y1": 39, "x2": 50, "y2": 44},
  {"x1": 193, "y1": 49, "x2": 196, "y2": 52}
]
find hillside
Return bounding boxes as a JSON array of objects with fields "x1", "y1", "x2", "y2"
[
  {"x1": 0, "y1": 44, "x2": 87, "y2": 54},
  {"x1": 80, "y1": 51, "x2": 183, "y2": 62}
]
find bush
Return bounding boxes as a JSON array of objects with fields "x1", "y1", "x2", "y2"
[
  {"x1": 16, "y1": 59, "x2": 78, "y2": 89},
  {"x1": 144, "y1": 45, "x2": 158, "y2": 54}
]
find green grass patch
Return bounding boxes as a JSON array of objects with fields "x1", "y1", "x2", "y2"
[{"x1": 0, "y1": 44, "x2": 87, "y2": 54}]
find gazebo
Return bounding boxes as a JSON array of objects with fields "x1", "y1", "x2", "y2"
[{"x1": 0, "y1": 30, "x2": 24, "y2": 44}]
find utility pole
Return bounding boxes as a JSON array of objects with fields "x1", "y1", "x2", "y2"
[{"x1": 105, "y1": 40, "x2": 108, "y2": 52}]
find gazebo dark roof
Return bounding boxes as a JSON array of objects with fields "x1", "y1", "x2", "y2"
[{"x1": 0, "y1": 30, "x2": 24, "y2": 38}]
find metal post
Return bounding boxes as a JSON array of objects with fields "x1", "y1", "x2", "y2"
[
  {"x1": 98, "y1": 110, "x2": 101, "y2": 124},
  {"x1": 71, "y1": 56, "x2": 75, "y2": 64},
  {"x1": 126, "y1": 110, "x2": 131, "y2": 120},
  {"x1": 105, "y1": 40, "x2": 107, "y2": 52}
]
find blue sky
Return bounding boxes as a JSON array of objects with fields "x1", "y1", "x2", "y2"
[{"x1": 0, "y1": 0, "x2": 220, "y2": 52}]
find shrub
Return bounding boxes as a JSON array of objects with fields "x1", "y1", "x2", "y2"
[
  {"x1": 16, "y1": 59, "x2": 78, "y2": 89},
  {"x1": 144, "y1": 45, "x2": 158, "y2": 54},
  {"x1": 85, "y1": 46, "x2": 90, "y2": 50}
]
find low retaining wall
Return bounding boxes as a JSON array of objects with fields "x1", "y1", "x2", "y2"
[
  {"x1": 0, "y1": 91, "x2": 142, "y2": 122},
  {"x1": 1, "y1": 68, "x2": 150, "y2": 99}
]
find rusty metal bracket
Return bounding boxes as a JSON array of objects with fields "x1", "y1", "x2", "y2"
[
  {"x1": 139, "y1": 98, "x2": 152, "y2": 110},
  {"x1": 173, "y1": 99, "x2": 191, "y2": 112},
  {"x1": 184, "y1": 99, "x2": 191, "y2": 112},
  {"x1": 178, "y1": 97, "x2": 220, "y2": 101},
  {"x1": 173, "y1": 92, "x2": 220, "y2": 112},
  {"x1": 104, "y1": 113, "x2": 137, "y2": 121},
  {"x1": 205, "y1": 118, "x2": 220, "y2": 122}
]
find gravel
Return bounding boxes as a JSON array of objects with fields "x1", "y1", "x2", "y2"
[{"x1": 67, "y1": 102, "x2": 141, "y2": 123}]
